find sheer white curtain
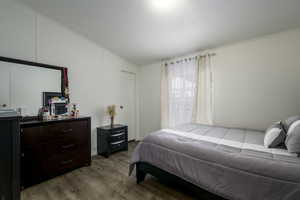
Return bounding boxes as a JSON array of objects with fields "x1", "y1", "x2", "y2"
[
  {"x1": 162, "y1": 59, "x2": 198, "y2": 128},
  {"x1": 161, "y1": 54, "x2": 213, "y2": 128},
  {"x1": 161, "y1": 64, "x2": 169, "y2": 128},
  {"x1": 195, "y1": 55, "x2": 213, "y2": 125}
]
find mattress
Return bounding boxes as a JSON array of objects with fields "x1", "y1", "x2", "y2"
[{"x1": 130, "y1": 124, "x2": 300, "y2": 200}]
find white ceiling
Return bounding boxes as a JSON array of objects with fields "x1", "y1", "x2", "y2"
[{"x1": 18, "y1": 0, "x2": 300, "y2": 65}]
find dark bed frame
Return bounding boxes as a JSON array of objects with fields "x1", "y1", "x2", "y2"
[{"x1": 135, "y1": 162, "x2": 226, "y2": 200}]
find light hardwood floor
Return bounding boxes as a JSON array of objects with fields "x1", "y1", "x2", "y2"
[{"x1": 21, "y1": 142, "x2": 213, "y2": 200}]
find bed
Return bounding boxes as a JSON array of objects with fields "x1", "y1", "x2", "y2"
[{"x1": 130, "y1": 124, "x2": 300, "y2": 200}]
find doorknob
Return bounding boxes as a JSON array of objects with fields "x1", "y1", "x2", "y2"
[{"x1": 120, "y1": 105, "x2": 124, "y2": 109}]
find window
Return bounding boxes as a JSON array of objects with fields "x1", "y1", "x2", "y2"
[{"x1": 167, "y1": 59, "x2": 198, "y2": 127}]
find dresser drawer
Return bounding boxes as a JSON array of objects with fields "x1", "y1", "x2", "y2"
[
  {"x1": 45, "y1": 120, "x2": 88, "y2": 141},
  {"x1": 22, "y1": 126, "x2": 44, "y2": 146},
  {"x1": 46, "y1": 122, "x2": 73, "y2": 137},
  {"x1": 41, "y1": 150, "x2": 89, "y2": 178},
  {"x1": 42, "y1": 138, "x2": 87, "y2": 158}
]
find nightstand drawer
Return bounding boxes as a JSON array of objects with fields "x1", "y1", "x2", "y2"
[
  {"x1": 109, "y1": 132, "x2": 126, "y2": 142},
  {"x1": 110, "y1": 128, "x2": 126, "y2": 134},
  {"x1": 110, "y1": 140, "x2": 126, "y2": 152}
]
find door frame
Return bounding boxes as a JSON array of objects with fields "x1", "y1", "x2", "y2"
[{"x1": 121, "y1": 70, "x2": 138, "y2": 141}]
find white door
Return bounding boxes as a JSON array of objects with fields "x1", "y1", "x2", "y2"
[
  {"x1": 0, "y1": 64, "x2": 10, "y2": 109},
  {"x1": 120, "y1": 71, "x2": 136, "y2": 141}
]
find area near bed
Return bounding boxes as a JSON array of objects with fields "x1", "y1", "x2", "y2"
[{"x1": 131, "y1": 124, "x2": 300, "y2": 200}]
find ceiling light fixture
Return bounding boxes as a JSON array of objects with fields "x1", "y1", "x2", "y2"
[{"x1": 150, "y1": 0, "x2": 183, "y2": 13}]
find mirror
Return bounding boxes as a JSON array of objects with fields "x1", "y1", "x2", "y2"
[{"x1": 0, "y1": 57, "x2": 63, "y2": 116}]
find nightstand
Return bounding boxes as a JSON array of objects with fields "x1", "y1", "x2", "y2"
[{"x1": 97, "y1": 124, "x2": 128, "y2": 158}]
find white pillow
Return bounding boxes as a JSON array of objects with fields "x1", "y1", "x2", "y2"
[
  {"x1": 282, "y1": 116, "x2": 300, "y2": 133},
  {"x1": 285, "y1": 120, "x2": 300, "y2": 153},
  {"x1": 264, "y1": 122, "x2": 286, "y2": 148}
]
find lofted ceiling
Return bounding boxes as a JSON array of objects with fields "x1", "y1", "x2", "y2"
[{"x1": 17, "y1": 0, "x2": 300, "y2": 65}]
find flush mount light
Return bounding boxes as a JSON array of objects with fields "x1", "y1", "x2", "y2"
[{"x1": 150, "y1": 0, "x2": 183, "y2": 13}]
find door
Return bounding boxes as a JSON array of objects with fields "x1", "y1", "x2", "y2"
[
  {"x1": 120, "y1": 71, "x2": 136, "y2": 141},
  {"x1": 0, "y1": 63, "x2": 10, "y2": 109}
]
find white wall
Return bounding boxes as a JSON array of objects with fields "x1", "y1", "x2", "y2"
[
  {"x1": 0, "y1": 0, "x2": 140, "y2": 155},
  {"x1": 213, "y1": 28, "x2": 300, "y2": 130},
  {"x1": 139, "y1": 62, "x2": 161, "y2": 138},
  {"x1": 140, "y1": 28, "x2": 300, "y2": 137}
]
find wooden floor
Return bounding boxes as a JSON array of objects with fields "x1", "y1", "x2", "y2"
[{"x1": 21, "y1": 142, "x2": 217, "y2": 200}]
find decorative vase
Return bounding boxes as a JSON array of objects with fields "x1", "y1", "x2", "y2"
[{"x1": 110, "y1": 116, "x2": 114, "y2": 127}]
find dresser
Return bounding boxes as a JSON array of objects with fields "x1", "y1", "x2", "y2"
[
  {"x1": 20, "y1": 117, "x2": 91, "y2": 188},
  {"x1": 97, "y1": 124, "x2": 128, "y2": 157},
  {"x1": 0, "y1": 112, "x2": 21, "y2": 200}
]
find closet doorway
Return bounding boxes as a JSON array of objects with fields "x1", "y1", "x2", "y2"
[{"x1": 119, "y1": 71, "x2": 137, "y2": 141}]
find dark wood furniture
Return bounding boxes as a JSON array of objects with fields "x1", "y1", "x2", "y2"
[
  {"x1": 136, "y1": 162, "x2": 226, "y2": 200},
  {"x1": 97, "y1": 124, "x2": 128, "y2": 157},
  {"x1": 0, "y1": 112, "x2": 21, "y2": 200},
  {"x1": 20, "y1": 117, "x2": 91, "y2": 188}
]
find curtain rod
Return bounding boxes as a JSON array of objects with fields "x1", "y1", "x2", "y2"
[{"x1": 164, "y1": 53, "x2": 216, "y2": 66}]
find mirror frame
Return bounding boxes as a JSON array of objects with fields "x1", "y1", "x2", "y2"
[{"x1": 0, "y1": 56, "x2": 69, "y2": 119}]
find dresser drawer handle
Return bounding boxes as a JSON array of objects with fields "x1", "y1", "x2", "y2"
[
  {"x1": 111, "y1": 133, "x2": 125, "y2": 137},
  {"x1": 61, "y1": 160, "x2": 73, "y2": 165},
  {"x1": 61, "y1": 144, "x2": 75, "y2": 149},
  {"x1": 111, "y1": 140, "x2": 125, "y2": 145},
  {"x1": 62, "y1": 129, "x2": 73, "y2": 133}
]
